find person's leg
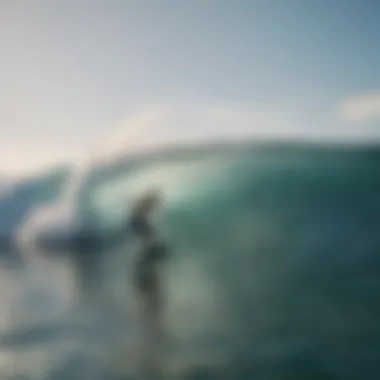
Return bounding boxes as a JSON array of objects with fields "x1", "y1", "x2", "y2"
[
  {"x1": 136, "y1": 290, "x2": 156, "y2": 378},
  {"x1": 137, "y1": 280, "x2": 164, "y2": 379}
]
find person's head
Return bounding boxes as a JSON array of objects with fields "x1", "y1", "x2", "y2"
[{"x1": 133, "y1": 189, "x2": 161, "y2": 216}]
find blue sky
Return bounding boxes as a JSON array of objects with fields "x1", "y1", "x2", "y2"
[{"x1": 0, "y1": 0, "x2": 379, "y2": 176}]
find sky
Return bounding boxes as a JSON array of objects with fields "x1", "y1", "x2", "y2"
[{"x1": 0, "y1": 0, "x2": 379, "y2": 177}]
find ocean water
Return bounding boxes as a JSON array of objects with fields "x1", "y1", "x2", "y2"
[{"x1": 0, "y1": 145, "x2": 380, "y2": 379}]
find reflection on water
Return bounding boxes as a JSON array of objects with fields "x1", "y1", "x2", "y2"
[
  {"x1": 0, "y1": 248, "x2": 129, "y2": 380},
  {"x1": 1, "y1": 147, "x2": 380, "y2": 379}
]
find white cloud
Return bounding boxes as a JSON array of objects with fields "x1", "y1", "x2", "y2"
[{"x1": 339, "y1": 92, "x2": 380, "y2": 123}]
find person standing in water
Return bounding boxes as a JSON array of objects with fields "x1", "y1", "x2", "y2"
[{"x1": 129, "y1": 190, "x2": 168, "y2": 377}]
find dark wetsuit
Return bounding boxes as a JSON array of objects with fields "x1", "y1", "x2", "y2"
[{"x1": 130, "y1": 214, "x2": 166, "y2": 296}]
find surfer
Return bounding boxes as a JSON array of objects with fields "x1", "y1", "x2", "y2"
[
  {"x1": 130, "y1": 191, "x2": 166, "y2": 315},
  {"x1": 129, "y1": 190, "x2": 168, "y2": 377}
]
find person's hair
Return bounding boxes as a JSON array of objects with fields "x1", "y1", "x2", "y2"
[{"x1": 133, "y1": 190, "x2": 161, "y2": 215}]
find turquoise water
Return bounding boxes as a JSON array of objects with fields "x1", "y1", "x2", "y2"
[
  {"x1": 158, "y1": 148, "x2": 380, "y2": 379},
  {"x1": 1, "y1": 145, "x2": 380, "y2": 379}
]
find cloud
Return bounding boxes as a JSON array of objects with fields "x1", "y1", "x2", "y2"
[{"x1": 339, "y1": 92, "x2": 380, "y2": 123}]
